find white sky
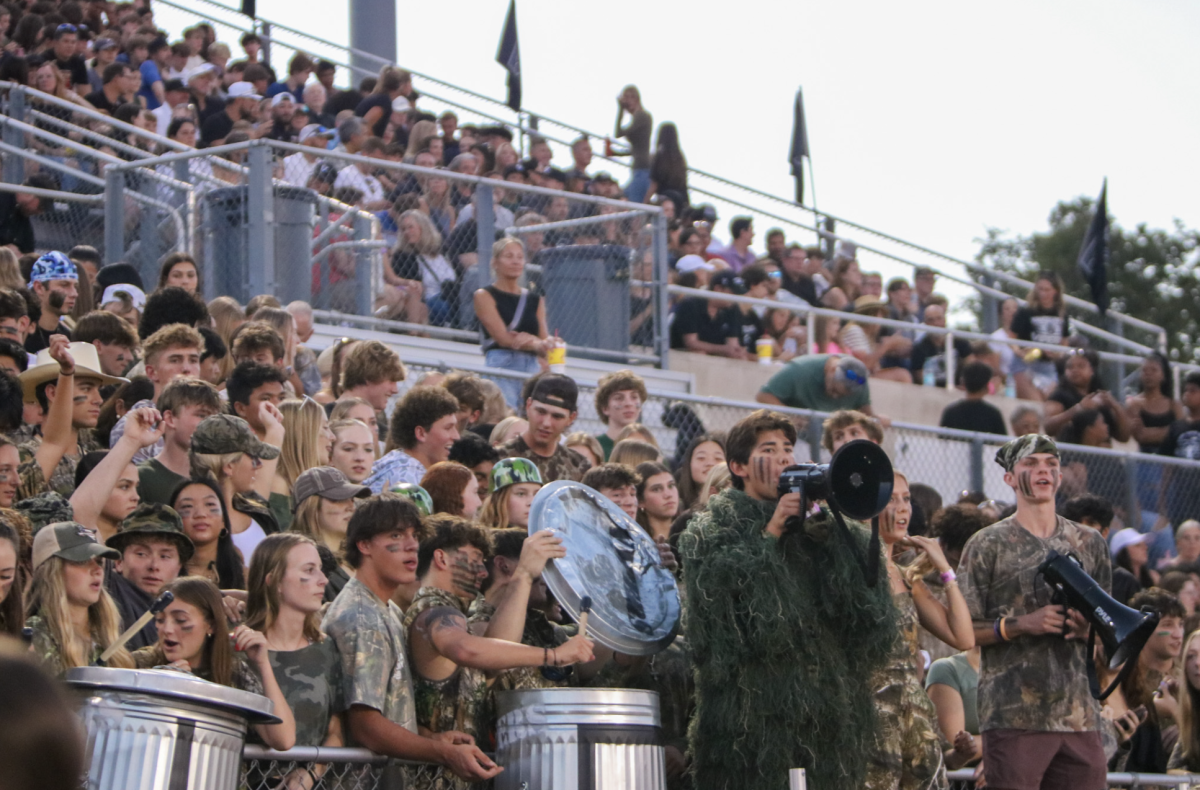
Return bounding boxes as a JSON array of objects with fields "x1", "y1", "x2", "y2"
[{"x1": 157, "y1": 0, "x2": 1200, "y2": 316}]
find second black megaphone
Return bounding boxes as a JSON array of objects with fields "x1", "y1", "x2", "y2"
[
  {"x1": 1039, "y1": 551, "x2": 1159, "y2": 671},
  {"x1": 777, "y1": 439, "x2": 894, "y2": 521}
]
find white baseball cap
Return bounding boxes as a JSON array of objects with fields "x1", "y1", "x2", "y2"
[
  {"x1": 676, "y1": 254, "x2": 716, "y2": 274},
  {"x1": 271, "y1": 92, "x2": 295, "y2": 107},
  {"x1": 228, "y1": 81, "x2": 261, "y2": 100},
  {"x1": 182, "y1": 62, "x2": 216, "y2": 86},
  {"x1": 391, "y1": 96, "x2": 412, "y2": 113},
  {"x1": 1110, "y1": 527, "x2": 1150, "y2": 558},
  {"x1": 299, "y1": 124, "x2": 334, "y2": 143}
]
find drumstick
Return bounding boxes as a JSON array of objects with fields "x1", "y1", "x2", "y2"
[
  {"x1": 578, "y1": 596, "x2": 592, "y2": 637},
  {"x1": 101, "y1": 591, "x2": 174, "y2": 663}
]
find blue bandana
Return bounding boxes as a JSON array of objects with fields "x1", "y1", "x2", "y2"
[{"x1": 29, "y1": 251, "x2": 77, "y2": 284}]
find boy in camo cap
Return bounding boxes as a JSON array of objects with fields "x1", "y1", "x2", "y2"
[
  {"x1": 389, "y1": 482, "x2": 433, "y2": 517},
  {"x1": 104, "y1": 502, "x2": 193, "y2": 650},
  {"x1": 957, "y1": 432, "x2": 1111, "y2": 789}
]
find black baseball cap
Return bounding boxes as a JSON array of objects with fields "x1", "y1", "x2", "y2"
[
  {"x1": 529, "y1": 374, "x2": 578, "y2": 412},
  {"x1": 710, "y1": 270, "x2": 747, "y2": 295}
]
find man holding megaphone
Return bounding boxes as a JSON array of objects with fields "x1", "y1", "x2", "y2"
[{"x1": 958, "y1": 434, "x2": 1111, "y2": 789}]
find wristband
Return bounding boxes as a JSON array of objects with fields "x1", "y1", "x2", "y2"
[
  {"x1": 999, "y1": 617, "x2": 1011, "y2": 641},
  {"x1": 993, "y1": 618, "x2": 1006, "y2": 643},
  {"x1": 939, "y1": 569, "x2": 957, "y2": 585}
]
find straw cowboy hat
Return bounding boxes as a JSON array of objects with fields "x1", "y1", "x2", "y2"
[{"x1": 19, "y1": 341, "x2": 128, "y2": 403}]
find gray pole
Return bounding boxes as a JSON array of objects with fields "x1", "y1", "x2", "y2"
[
  {"x1": 653, "y1": 209, "x2": 670, "y2": 368},
  {"x1": 103, "y1": 169, "x2": 124, "y2": 264},
  {"x1": 2, "y1": 87, "x2": 25, "y2": 184},
  {"x1": 246, "y1": 144, "x2": 275, "y2": 300},
  {"x1": 349, "y1": 0, "x2": 395, "y2": 80}
]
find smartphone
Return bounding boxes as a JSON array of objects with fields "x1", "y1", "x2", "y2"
[{"x1": 1133, "y1": 705, "x2": 1148, "y2": 724}]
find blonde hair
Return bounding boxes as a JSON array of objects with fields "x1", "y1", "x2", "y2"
[
  {"x1": 404, "y1": 120, "x2": 438, "y2": 159},
  {"x1": 610, "y1": 439, "x2": 661, "y2": 467},
  {"x1": 1178, "y1": 629, "x2": 1200, "y2": 768},
  {"x1": 697, "y1": 463, "x2": 731, "y2": 507},
  {"x1": 244, "y1": 533, "x2": 324, "y2": 644},
  {"x1": 478, "y1": 487, "x2": 515, "y2": 531},
  {"x1": 291, "y1": 495, "x2": 323, "y2": 542},
  {"x1": 278, "y1": 399, "x2": 326, "y2": 489},
  {"x1": 478, "y1": 379, "x2": 512, "y2": 424},
  {"x1": 27, "y1": 557, "x2": 132, "y2": 674},
  {"x1": 0, "y1": 248, "x2": 22, "y2": 289},
  {"x1": 208, "y1": 296, "x2": 246, "y2": 381},
  {"x1": 565, "y1": 432, "x2": 604, "y2": 465},
  {"x1": 190, "y1": 451, "x2": 243, "y2": 485},
  {"x1": 394, "y1": 209, "x2": 443, "y2": 257},
  {"x1": 615, "y1": 422, "x2": 658, "y2": 447},
  {"x1": 489, "y1": 416, "x2": 525, "y2": 447},
  {"x1": 490, "y1": 237, "x2": 525, "y2": 273}
]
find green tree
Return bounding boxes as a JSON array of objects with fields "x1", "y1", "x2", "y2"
[{"x1": 974, "y1": 197, "x2": 1200, "y2": 362}]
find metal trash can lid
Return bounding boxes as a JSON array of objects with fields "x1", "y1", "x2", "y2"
[
  {"x1": 66, "y1": 666, "x2": 280, "y2": 723},
  {"x1": 529, "y1": 481, "x2": 680, "y2": 655}
]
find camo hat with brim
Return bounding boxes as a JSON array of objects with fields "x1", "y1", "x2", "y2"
[
  {"x1": 488, "y1": 457, "x2": 543, "y2": 494},
  {"x1": 15, "y1": 491, "x2": 74, "y2": 533},
  {"x1": 191, "y1": 414, "x2": 281, "y2": 460},
  {"x1": 388, "y1": 483, "x2": 433, "y2": 517},
  {"x1": 994, "y1": 433, "x2": 1060, "y2": 472},
  {"x1": 32, "y1": 521, "x2": 120, "y2": 570},
  {"x1": 107, "y1": 502, "x2": 194, "y2": 564}
]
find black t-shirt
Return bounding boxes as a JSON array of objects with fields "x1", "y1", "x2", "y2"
[
  {"x1": 910, "y1": 335, "x2": 972, "y2": 386},
  {"x1": 195, "y1": 95, "x2": 226, "y2": 125},
  {"x1": 24, "y1": 322, "x2": 71, "y2": 354},
  {"x1": 670, "y1": 296, "x2": 739, "y2": 349},
  {"x1": 1047, "y1": 385, "x2": 1121, "y2": 439},
  {"x1": 0, "y1": 192, "x2": 35, "y2": 253},
  {"x1": 325, "y1": 89, "x2": 362, "y2": 118},
  {"x1": 939, "y1": 398, "x2": 1007, "y2": 435},
  {"x1": 84, "y1": 89, "x2": 122, "y2": 115},
  {"x1": 200, "y1": 111, "x2": 235, "y2": 147},
  {"x1": 56, "y1": 55, "x2": 89, "y2": 88},
  {"x1": 780, "y1": 272, "x2": 818, "y2": 306},
  {"x1": 732, "y1": 307, "x2": 763, "y2": 350},
  {"x1": 1160, "y1": 419, "x2": 1200, "y2": 525},
  {"x1": 1012, "y1": 307, "x2": 1069, "y2": 345},
  {"x1": 355, "y1": 93, "x2": 393, "y2": 138}
]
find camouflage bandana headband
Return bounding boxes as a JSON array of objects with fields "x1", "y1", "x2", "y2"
[{"x1": 994, "y1": 433, "x2": 1059, "y2": 472}]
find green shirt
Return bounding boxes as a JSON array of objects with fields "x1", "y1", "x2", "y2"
[
  {"x1": 596, "y1": 433, "x2": 615, "y2": 461},
  {"x1": 925, "y1": 652, "x2": 980, "y2": 736},
  {"x1": 265, "y1": 639, "x2": 344, "y2": 747},
  {"x1": 760, "y1": 354, "x2": 870, "y2": 412},
  {"x1": 137, "y1": 457, "x2": 188, "y2": 506}
]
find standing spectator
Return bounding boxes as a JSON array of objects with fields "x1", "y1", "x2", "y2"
[
  {"x1": 613, "y1": 85, "x2": 652, "y2": 202},
  {"x1": 390, "y1": 210, "x2": 456, "y2": 327},
  {"x1": 321, "y1": 496, "x2": 500, "y2": 782},
  {"x1": 1159, "y1": 371, "x2": 1200, "y2": 530},
  {"x1": 940, "y1": 363, "x2": 1008, "y2": 435},
  {"x1": 501, "y1": 374, "x2": 591, "y2": 483},
  {"x1": 910, "y1": 303, "x2": 972, "y2": 387},
  {"x1": 718, "y1": 217, "x2": 757, "y2": 272},
  {"x1": 266, "y1": 52, "x2": 313, "y2": 102},
  {"x1": 24, "y1": 252, "x2": 77, "y2": 353},
  {"x1": 138, "y1": 36, "x2": 170, "y2": 109},
  {"x1": 647, "y1": 122, "x2": 688, "y2": 207},
  {"x1": 669, "y1": 271, "x2": 747, "y2": 359},
  {"x1": 329, "y1": 419, "x2": 376, "y2": 485},
  {"x1": 593, "y1": 370, "x2": 647, "y2": 461},
  {"x1": 474, "y1": 238, "x2": 551, "y2": 407},
  {"x1": 71, "y1": 312, "x2": 138, "y2": 377},
  {"x1": 0, "y1": 174, "x2": 55, "y2": 254},
  {"x1": 357, "y1": 66, "x2": 411, "y2": 139},
  {"x1": 757, "y1": 353, "x2": 875, "y2": 415},
  {"x1": 137, "y1": 377, "x2": 221, "y2": 506},
  {"x1": 1125, "y1": 352, "x2": 1181, "y2": 454},
  {"x1": 1042, "y1": 350, "x2": 1131, "y2": 443},
  {"x1": 1059, "y1": 494, "x2": 1141, "y2": 604},
  {"x1": 957, "y1": 434, "x2": 1110, "y2": 790},
  {"x1": 1011, "y1": 271, "x2": 1070, "y2": 399},
  {"x1": 365, "y1": 386, "x2": 460, "y2": 493},
  {"x1": 104, "y1": 503, "x2": 193, "y2": 650}
]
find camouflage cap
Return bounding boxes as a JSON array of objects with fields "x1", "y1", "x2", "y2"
[
  {"x1": 388, "y1": 482, "x2": 433, "y2": 517},
  {"x1": 191, "y1": 413, "x2": 281, "y2": 460},
  {"x1": 994, "y1": 433, "x2": 1060, "y2": 472},
  {"x1": 106, "y1": 502, "x2": 195, "y2": 564},
  {"x1": 489, "y1": 457, "x2": 543, "y2": 493},
  {"x1": 15, "y1": 491, "x2": 74, "y2": 533},
  {"x1": 32, "y1": 521, "x2": 119, "y2": 570}
]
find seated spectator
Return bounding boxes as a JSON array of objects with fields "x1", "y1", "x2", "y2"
[
  {"x1": 925, "y1": 648, "x2": 982, "y2": 770},
  {"x1": 1010, "y1": 404, "x2": 1042, "y2": 437},
  {"x1": 0, "y1": 175, "x2": 57, "y2": 256},
  {"x1": 26, "y1": 521, "x2": 134, "y2": 676},
  {"x1": 759, "y1": 307, "x2": 807, "y2": 363},
  {"x1": 366, "y1": 386, "x2": 461, "y2": 493},
  {"x1": 104, "y1": 502, "x2": 193, "y2": 650},
  {"x1": 777, "y1": 244, "x2": 819, "y2": 305},
  {"x1": 594, "y1": 370, "x2": 647, "y2": 461},
  {"x1": 940, "y1": 363, "x2": 1007, "y2": 435},
  {"x1": 501, "y1": 375, "x2": 591, "y2": 483},
  {"x1": 1159, "y1": 371, "x2": 1200, "y2": 531},
  {"x1": 227, "y1": 362, "x2": 288, "y2": 441},
  {"x1": 441, "y1": 373, "x2": 486, "y2": 433},
  {"x1": 1125, "y1": 352, "x2": 1182, "y2": 455},
  {"x1": 1111, "y1": 528, "x2": 1156, "y2": 589},
  {"x1": 756, "y1": 353, "x2": 877, "y2": 417},
  {"x1": 448, "y1": 432, "x2": 502, "y2": 491},
  {"x1": 669, "y1": 270, "x2": 748, "y2": 359},
  {"x1": 820, "y1": 257, "x2": 863, "y2": 311},
  {"x1": 477, "y1": 458, "x2": 543, "y2": 531},
  {"x1": 0, "y1": 518, "x2": 23, "y2": 635},
  {"x1": 910, "y1": 304, "x2": 972, "y2": 387},
  {"x1": 134, "y1": 576, "x2": 296, "y2": 750},
  {"x1": 1043, "y1": 349, "x2": 1131, "y2": 443},
  {"x1": 838, "y1": 296, "x2": 912, "y2": 383},
  {"x1": 389, "y1": 210, "x2": 456, "y2": 327},
  {"x1": 290, "y1": 465, "x2": 370, "y2": 602},
  {"x1": 421, "y1": 462, "x2": 483, "y2": 519},
  {"x1": 329, "y1": 419, "x2": 376, "y2": 484},
  {"x1": 886, "y1": 278, "x2": 919, "y2": 331}
]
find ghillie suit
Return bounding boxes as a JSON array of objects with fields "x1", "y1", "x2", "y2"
[{"x1": 679, "y1": 488, "x2": 900, "y2": 790}]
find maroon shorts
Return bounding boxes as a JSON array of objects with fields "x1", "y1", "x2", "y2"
[{"x1": 982, "y1": 729, "x2": 1106, "y2": 790}]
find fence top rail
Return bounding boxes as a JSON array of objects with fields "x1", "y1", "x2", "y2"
[
  {"x1": 0, "y1": 181, "x2": 102, "y2": 202},
  {"x1": 666, "y1": 284, "x2": 1172, "y2": 368}
]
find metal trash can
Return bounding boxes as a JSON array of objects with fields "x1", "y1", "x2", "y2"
[
  {"x1": 536, "y1": 244, "x2": 631, "y2": 352},
  {"x1": 495, "y1": 687, "x2": 666, "y2": 790},
  {"x1": 66, "y1": 666, "x2": 279, "y2": 790}
]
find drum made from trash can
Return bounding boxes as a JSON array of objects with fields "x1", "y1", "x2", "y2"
[
  {"x1": 66, "y1": 666, "x2": 279, "y2": 790},
  {"x1": 495, "y1": 687, "x2": 666, "y2": 790}
]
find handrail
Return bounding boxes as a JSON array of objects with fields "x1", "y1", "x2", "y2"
[{"x1": 0, "y1": 181, "x2": 102, "y2": 202}]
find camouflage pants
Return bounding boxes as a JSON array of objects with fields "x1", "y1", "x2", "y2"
[{"x1": 863, "y1": 667, "x2": 948, "y2": 790}]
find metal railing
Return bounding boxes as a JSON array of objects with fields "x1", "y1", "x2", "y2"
[{"x1": 944, "y1": 770, "x2": 1200, "y2": 789}]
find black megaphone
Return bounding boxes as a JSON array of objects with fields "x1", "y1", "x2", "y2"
[{"x1": 1038, "y1": 550, "x2": 1160, "y2": 699}]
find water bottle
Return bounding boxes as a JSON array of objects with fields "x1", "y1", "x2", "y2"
[{"x1": 922, "y1": 358, "x2": 938, "y2": 387}]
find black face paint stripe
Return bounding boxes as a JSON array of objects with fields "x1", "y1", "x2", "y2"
[{"x1": 1017, "y1": 470, "x2": 1034, "y2": 498}]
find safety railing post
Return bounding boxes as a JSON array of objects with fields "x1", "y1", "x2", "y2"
[
  {"x1": 2, "y1": 85, "x2": 24, "y2": 184},
  {"x1": 944, "y1": 331, "x2": 956, "y2": 390},
  {"x1": 454, "y1": 182, "x2": 493, "y2": 331},
  {"x1": 353, "y1": 211, "x2": 375, "y2": 318},
  {"x1": 136, "y1": 171, "x2": 162, "y2": 286},
  {"x1": 103, "y1": 169, "x2": 124, "y2": 264},
  {"x1": 314, "y1": 200, "x2": 331, "y2": 310},
  {"x1": 980, "y1": 271, "x2": 999, "y2": 333},
  {"x1": 970, "y1": 436, "x2": 984, "y2": 495},
  {"x1": 246, "y1": 144, "x2": 275, "y2": 300},
  {"x1": 653, "y1": 209, "x2": 670, "y2": 368},
  {"x1": 1124, "y1": 454, "x2": 1141, "y2": 533}
]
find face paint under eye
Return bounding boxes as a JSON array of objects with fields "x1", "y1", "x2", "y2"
[
  {"x1": 450, "y1": 555, "x2": 483, "y2": 594},
  {"x1": 1017, "y1": 471, "x2": 1034, "y2": 498}
]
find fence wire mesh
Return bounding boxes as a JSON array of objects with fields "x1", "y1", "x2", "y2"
[{"x1": 241, "y1": 757, "x2": 389, "y2": 790}]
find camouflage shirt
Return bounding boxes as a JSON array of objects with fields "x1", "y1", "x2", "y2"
[
  {"x1": 264, "y1": 638, "x2": 345, "y2": 747},
  {"x1": 500, "y1": 434, "x2": 591, "y2": 483},
  {"x1": 322, "y1": 577, "x2": 418, "y2": 736},
  {"x1": 17, "y1": 429, "x2": 102, "y2": 500},
  {"x1": 27, "y1": 614, "x2": 100, "y2": 677},
  {"x1": 958, "y1": 514, "x2": 1111, "y2": 733}
]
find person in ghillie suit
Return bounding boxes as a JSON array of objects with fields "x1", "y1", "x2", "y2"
[{"x1": 679, "y1": 409, "x2": 900, "y2": 790}]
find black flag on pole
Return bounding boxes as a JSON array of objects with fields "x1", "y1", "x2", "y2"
[
  {"x1": 1077, "y1": 179, "x2": 1109, "y2": 316},
  {"x1": 789, "y1": 88, "x2": 810, "y2": 204},
  {"x1": 496, "y1": 0, "x2": 521, "y2": 112}
]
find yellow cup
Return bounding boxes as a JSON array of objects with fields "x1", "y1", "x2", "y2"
[{"x1": 756, "y1": 338, "x2": 774, "y2": 364}]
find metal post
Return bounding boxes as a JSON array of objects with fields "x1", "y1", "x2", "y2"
[
  {"x1": 2, "y1": 86, "x2": 25, "y2": 184},
  {"x1": 806, "y1": 310, "x2": 817, "y2": 356},
  {"x1": 137, "y1": 171, "x2": 161, "y2": 287},
  {"x1": 969, "y1": 436, "x2": 985, "y2": 494},
  {"x1": 1107, "y1": 314, "x2": 1127, "y2": 397},
  {"x1": 260, "y1": 22, "x2": 272, "y2": 70},
  {"x1": 246, "y1": 144, "x2": 275, "y2": 299},
  {"x1": 475, "y1": 183, "x2": 495, "y2": 266},
  {"x1": 980, "y1": 271, "x2": 999, "y2": 334},
  {"x1": 806, "y1": 412, "x2": 823, "y2": 461},
  {"x1": 349, "y1": 0, "x2": 395, "y2": 80},
  {"x1": 822, "y1": 217, "x2": 836, "y2": 261},
  {"x1": 1124, "y1": 455, "x2": 1141, "y2": 534},
  {"x1": 653, "y1": 209, "x2": 670, "y2": 368},
  {"x1": 353, "y1": 211, "x2": 375, "y2": 317},
  {"x1": 103, "y1": 169, "x2": 125, "y2": 264},
  {"x1": 944, "y1": 331, "x2": 956, "y2": 390},
  {"x1": 314, "y1": 200, "x2": 331, "y2": 310}
]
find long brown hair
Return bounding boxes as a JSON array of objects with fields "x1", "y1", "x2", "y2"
[
  {"x1": 674, "y1": 433, "x2": 726, "y2": 511},
  {"x1": 1029, "y1": 270, "x2": 1066, "y2": 317},
  {"x1": 161, "y1": 576, "x2": 234, "y2": 686},
  {"x1": 477, "y1": 486, "x2": 516, "y2": 530},
  {"x1": 0, "y1": 520, "x2": 24, "y2": 636},
  {"x1": 421, "y1": 462, "x2": 474, "y2": 517},
  {"x1": 1178, "y1": 629, "x2": 1200, "y2": 770},
  {"x1": 245, "y1": 533, "x2": 324, "y2": 644},
  {"x1": 27, "y1": 557, "x2": 132, "y2": 673}
]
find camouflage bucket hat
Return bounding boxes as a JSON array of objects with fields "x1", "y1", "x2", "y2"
[
  {"x1": 388, "y1": 483, "x2": 433, "y2": 516},
  {"x1": 106, "y1": 502, "x2": 195, "y2": 564},
  {"x1": 191, "y1": 414, "x2": 281, "y2": 460},
  {"x1": 489, "y1": 457, "x2": 543, "y2": 494},
  {"x1": 994, "y1": 433, "x2": 1060, "y2": 472},
  {"x1": 32, "y1": 521, "x2": 119, "y2": 570},
  {"x1": 15, "y1": 491, "x2": 74, "y2": 533}
]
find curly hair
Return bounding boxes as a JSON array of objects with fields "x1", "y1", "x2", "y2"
[
  {"x1": 581, "y1": 462, "x2": 641, "y2": 492},
  {"x1": 389, "y1": 386, "x2": 459, "y2": 451},
  {"x1": 415, "y1": 514, "x2": 491, "y2": 578}
]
